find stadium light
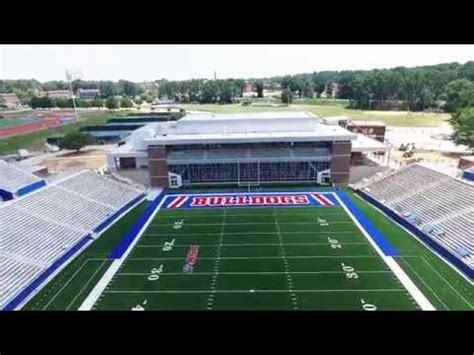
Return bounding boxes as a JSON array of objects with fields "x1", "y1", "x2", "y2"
[{"x1": 65, "y1": 68, "x2": 83, "y2": 122}]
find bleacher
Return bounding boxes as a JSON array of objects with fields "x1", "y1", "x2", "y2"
[
  {"x1": 0, "y1": 171, "x2": 144, "y2": 310},
  {"x1": 0, "y1": 160, "x2": 46, "y2": 201},
  {"x1": 362, "y1": 164, "x2": 474, "y2": 270}
]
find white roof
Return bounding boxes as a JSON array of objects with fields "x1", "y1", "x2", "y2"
[
  {"x1": 139, "y1": 111, "x2": 357, "y2": 146},
  {"x1": 0, "y1": 160, "x2": 43, "y2": 193},
  {"x1": 351, "y1": 133, "x2": 389, "y2": 152},
  {"x1": 347, "y1": 120, "x2": 386, "y2": 127}
]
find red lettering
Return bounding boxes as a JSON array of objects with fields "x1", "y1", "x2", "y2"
[
  {"x1": 266, "y1": 196, "x2": 280, "y2": 204},
  {"x1": 251, "y1": 196, "x2": 266, "y2": 204},
  {"x1": 191, "y1": 197, "x2": 208, "y2": 206},
  {"x1": 280, "y1": 196, "x2": 294, "y2": 204},
  {"x1": 294, "y1": 195, "x2": 309, "y2": 204}
]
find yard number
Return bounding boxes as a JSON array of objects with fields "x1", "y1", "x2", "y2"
[
  {"x1": 162, "y1": 238, "x2": 176, "y2": 251},
  {"x1": 173, "y1": 220, "x2": 184, "y2": 229},
  {"x1": 317, "y1": 217, "x2": 329, "y2": 227},
  {"x1": 360, "y1": 299, "x2": 377, "y2": 311},
  {"x1": 341, "y1": 263, "x2": 359, "y2": 279},
  {"x1": 328, "y1": 237, "x2": 342, "y2": 249},
  {"x1": 148, "y1": 264, "x2": 164, "y2": 281},
  {"x1": 131, "y1": 299, "x2": 147, "y2": 311}
]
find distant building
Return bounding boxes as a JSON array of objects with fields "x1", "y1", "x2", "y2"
[
  {"x1": 0, "y1": 93, "x2": 21, "y2": 109},
  {"x1": 77, "y1": 89, "x2": 100, "y2": 99},
  {"x1": 346, "y1": 121, "x2": 386, "y2": 142},
  {"x1": 40, "y1": 90, "x2": 72, "y2": 99}
]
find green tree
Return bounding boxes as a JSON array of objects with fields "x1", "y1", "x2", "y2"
[
  {"x1": 450, "y1": 107, "x2": 474, "y2": 148},
  {"x1": 106, "y1": 96, "x2": 119, "y2": 110},
  {"x1": 121, "y1": 97, "x2": 133, "y2": 108},
  {"x1": 62, "y1": 131, "x2": 93, "y2": 153},
  {"x1": 91, "y1": 98, "x2": 104, "y2": 108},
  {"x1": 281, "y1": 89, "x2": 293, "y2": 104},
  {"x1": 255, "y1": 81, "x2": 264, "y2": 98},
  {"x1": 30, "y1": 96, "x2": 53, "y2": 109},
  {"x1": 444, "y1": 79, "x2": 474, "y2": 112}
]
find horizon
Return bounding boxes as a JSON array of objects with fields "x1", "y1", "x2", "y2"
[{"x1": 1, "y1": 45, "x2": 472, "y2": 82}]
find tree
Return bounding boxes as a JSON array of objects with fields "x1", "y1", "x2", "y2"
[
  {"x1": 121, "y1": 97, "x2": 133, "y2": 108},
  {"x1": 91, "y1": 98, "x2": 104, "y2": 108},
  {"x1": 444, "y1": 79, "x2": 474, "y2": 112},
  {"x1": 450, "y1": 107, "x2": 474, "y2": 148},
  {"x1": 30, "y1": 96, "x2": 53, "y2": 109},
  {"x1": 62, "y1": 131, "x2": 93, "y2": 153},
  {"x1": 281, "y1": 89, "x2": 293, "y2": 104},
  {"x1": 106, "y1": 96, "x2": 119, "y2": 110},
  {"x1": 255, "y1": 81, "x2": 264, "y2": 98}
]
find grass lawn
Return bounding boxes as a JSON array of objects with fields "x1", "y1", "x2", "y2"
[
  {"x1": 178, "y1": 103, "x2": 450, "y2": 127},
  {"x1": 0, "y1": 110, "x2": 129, "y2": 154}
]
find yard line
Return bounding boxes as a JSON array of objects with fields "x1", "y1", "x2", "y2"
[
  {"x1": 135, "y1": 242, "x2": 369, "y2": 248},
  {"x1": 421, "y1": 257, "x2": 473, "y2": 309},
  {"x1": 206, "y1": 209, "x2": 226, "y2": 310},
  {"x1": 157, "y1": 212, "x2": 348, "y2": 218},
  {"x1": 126, "y1": 255, "x2": 381, "y2": 260},
  {"x1": 117, "y1": 271, "x2": 392, "y2": 276},
  {"x1": 143, "y1": 231, "x2": 361, "y2": 237},
  {"x1": 401, "y1": 257, "x2": 449, "y2": 310},
  {"x1": 42, "y1": 259, "x2": 101, "y2": 310},
  {"x1": 103, "y1": 289, "x2": 406, "y2": 294},
  {"x1": 150, "y1": 221, "x2": 354, "y2": 227},
  {"x1": 66, "y1": 259, "x2": 107, "y2": 310}
]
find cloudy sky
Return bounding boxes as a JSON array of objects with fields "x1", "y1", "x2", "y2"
[{"x1": 0, "y1": 45, "x2": 472, "y2": 82}]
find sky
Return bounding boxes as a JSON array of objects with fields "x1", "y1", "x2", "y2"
[{"x1": 0, "y1": 45, "x2": 472, "y2": 82}]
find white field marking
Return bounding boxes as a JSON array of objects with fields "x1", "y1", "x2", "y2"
[
  {"x1": 174, "y1": 196, "x2": 189, "y2": 209},
  {"x1": 206, "y1": 210, "x2": 227, "y2": 310},
  {"x1": 135, "y1": 242, "x2": 369, "y2": 248},
  {"x1": 421, "y1": 257, "x2": 473, "y2": 309},
  {"x1": 401, "y1": 257, "x2": 449, "y2": 310},
  {"x1": 126, "y1": 255, "x2": 382, "y2": 261},
  {"x1": 103, "y1": 289, "x2": 405, "y2": 294},
  {"x1": 12, "y1": 238, "x2": 95, "y2": 311},
  {"x1": 79, "y1": 192, "x2": 167, "y2": 311},
  {"x1": 150, "y1": 221, "x2": 353, "y2": 227},
  {"x1": 352, "y1": 193, "x2": 473, "y2": 284},
  {"x1": 42, "y1": 259, "x2": 105, "y2": 310},
  {"x1": 66, "y1": 259, "x2": 107, "y2": 310},
  {"x1": 143, "y1": 231, "x2": 360, "y2": 236},
  {"x1": 116, "y1": 271, "x2": 392, "y2": 276},
  {"x1": 157, "y1": 212, "x2": 348, "y2": 218},
  {"x1": 333, "y1": 192, "x2": 435, "y2": 311}
]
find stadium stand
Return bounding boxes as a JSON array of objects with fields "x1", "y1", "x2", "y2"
[
  {"x1": 0, "y1": 171, "x2": 144, "y2": 310},
  {"x1": 360, "y1": 164, "x2": 474, "y2": 273},
  {"x1": 0, "y1": 160, "x2": 47, "y2": 201}
]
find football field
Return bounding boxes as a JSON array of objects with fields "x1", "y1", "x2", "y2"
[{"x1": 89, "y1": 193, "x2": 422, "y2": 310}]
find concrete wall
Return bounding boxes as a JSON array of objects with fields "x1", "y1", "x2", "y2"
[
  {"x1": 330, "y1": 141, "x2": 351, "y2": 184},
  {"x1": 148, "y1": 145, "x2": 169, "y2": 188}
]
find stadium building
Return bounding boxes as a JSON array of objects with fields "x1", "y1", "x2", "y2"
[{"x1": 107, "y1": 112, "x2": 388, "y2": 187}]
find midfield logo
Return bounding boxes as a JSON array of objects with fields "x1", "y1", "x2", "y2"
[
  {"x1": 190, "y1": 195, "x2": 310, "y2": 207},
  {"x1": 183, "y1": 245, "x2": 200, "y2": 274}
]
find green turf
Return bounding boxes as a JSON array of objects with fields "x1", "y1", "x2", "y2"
[
  {"x1": 92, "y1": 206, "x2": 420, "y2": 311},
  {"x1": 22, "y1": 201, "x2": 148, "y2": 311}
]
